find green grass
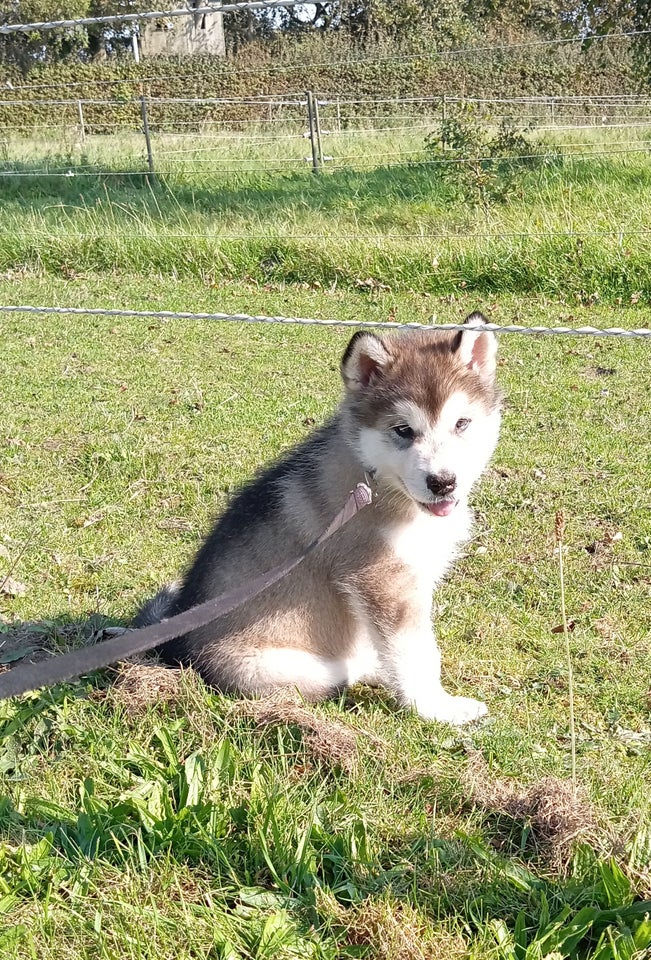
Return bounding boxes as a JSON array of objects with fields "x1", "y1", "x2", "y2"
[
  {"x1": 0, "y1": 111, "x2": 650, "y2": 960},
  {"x1": 2, "y1": 123, "x2": 651, "y2": 302},
  {"x1": 0, "y1": 272, "x2": 650, "y2": 958}
]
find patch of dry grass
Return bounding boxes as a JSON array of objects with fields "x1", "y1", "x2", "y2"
[
  {"x1": 316, "y1": 889, "x2": 468, "y2": 960},
  {"x1": 233, "y1": 695, "x2": 363, "y2": 774},
  {"x1": 464, "y1": 750, "x2": 603, "y2": 870},
  {"x1": 104, "y1": 659, "x2": 186, "y2": 712}
]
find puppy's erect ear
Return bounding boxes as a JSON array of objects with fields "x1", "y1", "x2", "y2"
[
  {"x1": 341, "y1": 331, "x2": 391, "y2": 391},
  {"x1": 452, "y1": 311, "x2": 498, "y2": 380}
]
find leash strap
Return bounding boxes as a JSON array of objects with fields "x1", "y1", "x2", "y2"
[{"x1": 0, "y1": 483, "x2": 372, "y2": 701}]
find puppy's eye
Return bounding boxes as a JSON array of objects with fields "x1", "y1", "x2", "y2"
[
  {"x1": 455, "y1": 418, "x2": 471, "y2": 433},
  {"x1": 393, "y1": 424, "x2": 415, "y2": 442}
]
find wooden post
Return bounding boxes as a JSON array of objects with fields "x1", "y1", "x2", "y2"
[
  {"x1": 77, "y1": 100, "x2": 86, "y2": 142},
  {"x1": 306, "y1": 90, "x2": 320, "y2": 175},
  {"x1": 140, "y1": 94, "x2": 155, "y2": 182}
]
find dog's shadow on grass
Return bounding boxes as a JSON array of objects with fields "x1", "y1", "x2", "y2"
[{"x1": 0, "y1": 613, "x2": 125, "y2": 675}]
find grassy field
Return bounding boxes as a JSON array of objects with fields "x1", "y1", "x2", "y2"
[
  {"x1": 1, "y1": 121, "x2": 651, "y2": 302},
  {"x1": 0, "y1": 121, "x2": 650, "y2": 959}
]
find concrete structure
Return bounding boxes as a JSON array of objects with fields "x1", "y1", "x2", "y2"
[{"x1": 140, "y1": 3, "x2": 225, "y2": 57}]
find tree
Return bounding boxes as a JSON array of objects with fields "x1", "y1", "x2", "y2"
[
  {"x1": 0, "y1": 0, "x2": 91, "y2": 71},
  {"x1": 271, "y1": 0, "x2": 469, "y2": 46},
  {"x1": 0, "y1": 0, "x2": 157, "y2": 71},
  {"x1": 567, "y1": 1, "x2": 649, "y2": 84},
  {"x1": 223, "y1": 7, "x2": 277, "y2": 53}
]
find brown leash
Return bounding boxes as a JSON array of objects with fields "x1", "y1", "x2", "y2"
[{"x1": 0, "y1": 483, "x2": 372, "y2": 701}]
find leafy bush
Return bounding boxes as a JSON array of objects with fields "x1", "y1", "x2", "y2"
[
  {"x1": 424, "y1": 104, "x2": 558, "y2": 205},
  {"x1": 0, "y1": 30, "x2": 638, "y2": 132}
]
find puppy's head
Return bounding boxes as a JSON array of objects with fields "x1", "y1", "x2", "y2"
[{"x1": 341, "y1": 313, "x2": 502, "y2": 516}]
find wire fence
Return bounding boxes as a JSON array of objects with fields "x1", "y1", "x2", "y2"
[
  {"x1": 5, "y1": 92, "x2": 651, "y2": 123},
  {"x1": 2, "y1": 92, "x2": 651, "y2": 180},
  {"x1": 1, "y1": 304, "x2": 650, "y2": 338},
  {"x1": 0, "y1": 229, "x2": 648, "y2": 241},
  {"x1": 0, "y1": 12, "x2": 648, "y2": 364}
]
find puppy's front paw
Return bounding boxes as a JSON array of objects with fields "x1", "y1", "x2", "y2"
[{"x1": 416, "y1": 693, "x2": 488, "y2": 726}]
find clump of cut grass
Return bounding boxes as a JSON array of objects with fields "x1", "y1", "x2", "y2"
[
  {"x1": 103, "y1": 659, "x2": 186, "y2": 713},
  {"x1": 233, "y1": 695, "x2": 364, "y2": 774},
  {"x1": 316, "y1": 889, "x2": 468, "y2": 960},
  {"x1": 464, "y1": 750, "x2": 602, "y2": 871}
]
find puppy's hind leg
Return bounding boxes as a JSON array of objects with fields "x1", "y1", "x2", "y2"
[{"x1": 215, "y1": 647, "x2": 351, "y2": 701}]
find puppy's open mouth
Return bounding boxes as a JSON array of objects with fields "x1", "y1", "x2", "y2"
[{"x1": 420, "y1": 497, "x2": 458, "y2": 517}]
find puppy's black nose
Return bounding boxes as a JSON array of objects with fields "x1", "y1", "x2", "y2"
[{"x1": 426, "y1": 473, "x2": 457, "y2": 497}]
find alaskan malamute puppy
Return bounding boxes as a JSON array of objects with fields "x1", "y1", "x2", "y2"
[{"x1": 138, "y1": 312, "x2": 502, "y2": 725}]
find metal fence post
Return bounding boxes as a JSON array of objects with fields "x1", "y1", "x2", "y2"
[
  {"x1": 140, "y1": 94, "x2": 155, "y2": 182},
  {"x1": 441, "y1": 93, "x2": 447, "y2": 152},
  {"x1": 313, "y1": 94, "x2": 324, "y2": 167},
  {"x1": 306, "y1": 90, "x2": 320, "y2": 175},
  {"x1": 77, "y1": 100, "x2": 86, "y2": 142}
]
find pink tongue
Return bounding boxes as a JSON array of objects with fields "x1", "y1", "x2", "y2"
[{"x1": 426, "y1": 499, "x2": 457, "y2": 517}]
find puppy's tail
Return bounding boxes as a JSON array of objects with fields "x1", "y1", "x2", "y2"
[{"x1": 132, "y1": 582, "x2": 180, "y2": 628}]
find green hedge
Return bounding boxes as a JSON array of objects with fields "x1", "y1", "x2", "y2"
[{"x1": 0, "y1": 33, "x2": 638, "y2": 133}]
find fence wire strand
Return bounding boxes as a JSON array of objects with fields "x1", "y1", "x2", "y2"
[
  {"x1": 5, "y1": 93, "x2": 651, "y2": 108},
  {"x1": 0, "y1": 305, "x2": 649, "y2": 338},
  {"x1": 0, "y1": 0, "x2": 303, "y2": 35},
  {"x1": 0, "y1": 229, "x2": 647, "y2": 241},
  {"x1": 1, "y1": 25, "x2": 649, "y2": 72},
  {"x1": 3, "y1": 140, "x2": 651, "y2": 179}
]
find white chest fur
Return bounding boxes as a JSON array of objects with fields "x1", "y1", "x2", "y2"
[{"x1": 382, "y1": 506, "x2": 472, "y2": 587}]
